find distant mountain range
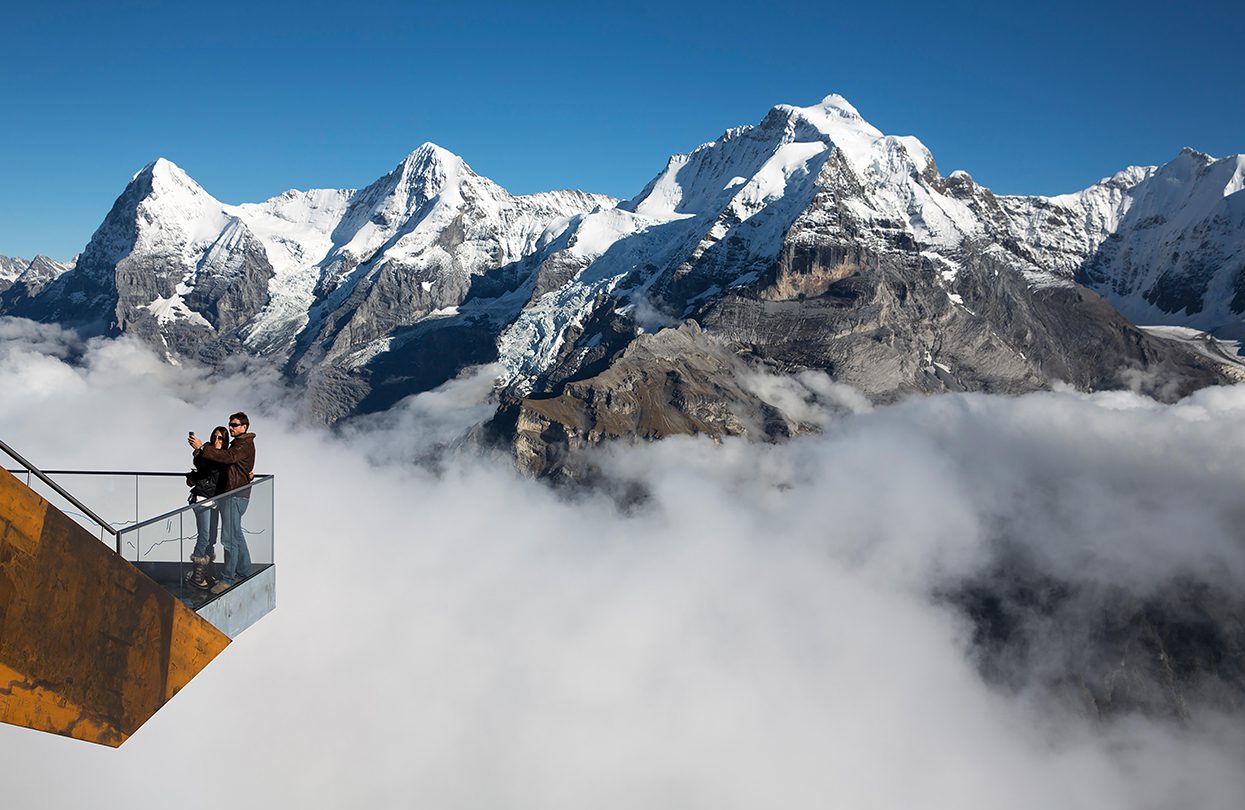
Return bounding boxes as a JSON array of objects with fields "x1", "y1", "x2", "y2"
[
  {"x1": 0, "y1": 254, "x2": 75, "y2": 298},
  {"x1": 3, "y1": 94, "x2": 1243, "y2": 474}
]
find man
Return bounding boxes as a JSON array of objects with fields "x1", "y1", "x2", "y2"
[{"x1": 189, "y1": 412, "x2": 256, "y2": 595}]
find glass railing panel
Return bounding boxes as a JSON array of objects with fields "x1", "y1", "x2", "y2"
[
  {"x1": 137, "y1": 474, "x2": 197, "y2": 534},
  {"x1": 180, "y1": 479, "x2": 274, "y2": 577},
  {"x1": 118, "y1": 506, "x2": 193, "y2": 606},
  {"x1": 234, "y1": 477, "x2": 274, "y2": 568},
  {"x1": 14, "y1": 471, "x2": 134, "y2": 542},
  {"x1": 4, "y1": 465, "x2": 273, "y2": 605},
  {"x1": 115, "y1": 476, "x2": 274, "y2": 587},
  {"x1": 3, "y1": 470, "x2": 199, "y2": 547},
  {"x1": 121, "y1": 506, "x2": 190, "y2": 565}
]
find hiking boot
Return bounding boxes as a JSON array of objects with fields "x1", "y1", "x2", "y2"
[
  {"x1": 188, "y1": 555, "x2": 211, "y2": 590},
  {"x1": 209, "y1": 580, "x2": 232, "y2": 595}
]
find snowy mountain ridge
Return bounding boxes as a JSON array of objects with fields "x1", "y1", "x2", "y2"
[
  {"x1": 999, "y1": 148, "x2": 1245, "y2": 334},
  {"x1": 3, "y1": 93, "x2": 1241, "y2": 437},
  {"x1": 494, "y1": 95, "x2": 1013, "y2": 388},
  {"x1": 0, "y1": 254, "x2": 75, "y2": 296}
]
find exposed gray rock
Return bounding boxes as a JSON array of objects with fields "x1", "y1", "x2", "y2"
[
  {"x1": 2, "y1": 160, "x2": 276, "y2": 357},
  {"x1": 0, "y1": 254, "x2": 73, "y2": 298},
  {"x1": 510, "y1": 173, "x2": 1229, "y2": 477},
  {"x1": 1000, "y1": 148, "x2": 1245, "y2": 339},
  {"x1": 2, "y1": 94, "x2": 1240, "y2": 463},
  {"x1": 0, "y1": 255, "x2": 30, "y2": 294},
  {"x1": 510, "y1": 321, "x2": 786, "y2": 480},
  {"x1": 947, "y1": 557, "x2": 1245, "y2": 720}
]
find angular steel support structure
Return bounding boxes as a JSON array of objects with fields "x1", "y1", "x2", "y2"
[{"x1": 0, "y1": 468, "x2": 231, "y2": 746}]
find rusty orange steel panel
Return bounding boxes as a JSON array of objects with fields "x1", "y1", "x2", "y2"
[{"x1": 0, "y1": 468, "x2": 230, "y2": 747}]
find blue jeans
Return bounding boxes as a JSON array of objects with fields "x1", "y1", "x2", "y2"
[
  {"x1": 219, "y1": 495, "x2": 251, "y2": 584},
  {"x1": 192, "y1": 502, "x2": 219, "y2": 558}
]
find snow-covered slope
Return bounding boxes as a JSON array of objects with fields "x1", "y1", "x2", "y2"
[
  {"x1": 491, "y1": 95, "x2": 1243, "y2": 404},
  {"x1": 3, "y1": 149, "x2": 613, "y2": 365},
  {"x1": 1001, "y1": 150, "x2": 1245, "y2": 337},
  {"x1": 0, "y1": 255, "x2": 29, "y2": 288},
  {"x1": 4, "y1": 92, "x2": 1240, "y2": 426},
  {"x1": 0, "y1": 254, "x2": 74, "y2": 296},
  {"x1": 277, "y1": 143, "x2": 616, "y2": 371},
  {"x1": 497, "y1": 95, "x2": 994, "y2": 388}
]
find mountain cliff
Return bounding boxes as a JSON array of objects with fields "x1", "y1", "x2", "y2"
[
  {"x1": 0, "y1": 254, "x2": 74, "y2": 297},
  {"x1": 3, "y1": 94, "x2": 1242, "y2": 470}
]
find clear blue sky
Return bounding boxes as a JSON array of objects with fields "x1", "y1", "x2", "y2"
[{"x1": 3, "y1": 0, "x2": 1243, "y2": 261}]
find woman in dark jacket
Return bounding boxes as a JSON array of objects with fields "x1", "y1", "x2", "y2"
[{"x1": 187, "y1": 426, "x2": 229, "y2": 590}]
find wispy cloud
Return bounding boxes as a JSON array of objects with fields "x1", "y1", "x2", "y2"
[{"x1": 1, "y1": 316, "x2": 1242, "y2": 809}]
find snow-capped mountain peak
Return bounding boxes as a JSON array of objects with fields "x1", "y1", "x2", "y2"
[
  {"x1": 0, "y1": 255, "x2": 30, "y2": 285},
  {"x1": 134, "y1": 155, "x2": 194, "y2": 183},
  {"x1": 771, "y1": 94, "x2": 879, "y2": 141},
  {"x1": 767, "y1": 96, "x2": 936, "y2": 179},
  {"x1": 624, "y1": 103, "x2": 837, "y2": 221},
  {"x1": 0, "y1": 254, "x2": 74, "y2": 298},
  {"x1": 813, "y1": 92, "x2": 864, "y2": 119},
  {"x1": 317, "y1": 143, "x2": 481, "y2": 269},
  {"x1": 399, "y1": 141, "x2": 464, "y2": 171},
  {"x1": 389, "y1": 142, "x2": 469, "y2": 203},
  {"x1": 7, "y1": 92, "x2": 1241, "y2": 429},
  {"x1": 621, "y1": 95, "x2": 946, "y2": 240},
  {"x1": 123, "y1": 157, "x2": 232, "y2": 247}
]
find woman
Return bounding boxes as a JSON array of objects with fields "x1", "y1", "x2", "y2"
[{"x1": 187, "y1": 426, "x2": 229, "y2": 590}]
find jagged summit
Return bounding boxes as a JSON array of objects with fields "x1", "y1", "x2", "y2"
[
  {"x1": 130, "y1": 157, "x2": 210, "y2": 194},
  {"x1": 133, "y1": 156, "x2": 178, "y2": 178},
  {"x1": 770, "y1": 93, "x2": 874, "y2": 136},
  {"x1": 111, "y1": 157, "x2": 228, "y2": 252},
  {"x1": 620, "y1": 93, "x2": 941, "y2": 229},
  {"x1": 0, "y1": 255, "x2": 70, "y2": 295},
  {"x1": 399, "y1": 141, "x2": 465, "y2": 171},
  {"x1": 815, "y1": 92, "x2": 863, "y2": 116},
  {"x1": 383, "y1": 142, "x2": 472, "y2": 202},
  {"x1": 4, "y1": 92, "x2": 1241, "y2": 437},
  {"x1": 0, "y1": 255, "x2": 30, "y2": 284},
  {"x1": 339, "y1": 142, "x2": 482, "y2": 232}
]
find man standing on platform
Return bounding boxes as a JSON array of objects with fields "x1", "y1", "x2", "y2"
[{"x1": 189, "y1": 412, "x2": 256, "y2": 595}]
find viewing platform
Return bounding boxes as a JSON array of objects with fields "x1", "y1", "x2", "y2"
[{"x1": 0, "y1": 439, "x2": 276, "y2": 746}]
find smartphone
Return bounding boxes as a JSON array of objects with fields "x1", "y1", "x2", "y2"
[{"x1": 189, "y1": 431, "x2": 195, "y2": 437}]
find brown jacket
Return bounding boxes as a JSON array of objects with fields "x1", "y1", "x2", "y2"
[{"x1": 199, "y1": 433, "x2": 256, "y2": 495}]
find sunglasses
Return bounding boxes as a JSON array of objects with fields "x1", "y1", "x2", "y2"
[{"x1": 228, "y1": 422, "x2": 243, "y2": 428}]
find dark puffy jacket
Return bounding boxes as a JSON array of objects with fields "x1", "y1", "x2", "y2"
[
  {"x1": 188, "y1": 447, "x2": 226, "y2": 499},
  {"x1": 198, "y1": 433, "x2": 256, "y2": 495}
]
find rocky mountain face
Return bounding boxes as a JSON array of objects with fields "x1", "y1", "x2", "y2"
[
  {"x1": 487, "y1": 97, "x2": 1241, "y2": 476},
  {"x1": 1, "y1": 149, "x2": 613, "y2": 378},
  {"x1": 3, "y1": 95, "x2": 1243, "y2": 470},
  {"x1": 946, "y1": 550, "x2": 1245, "y2": 721},
  {"x1": 0, "y1": 254, "x2": 74, "y2": 297},
  {"x1": 0, "y1": 255, "x2": 26, "y2": 291},
  {"x1": 998, "y1": 149, "x2": 1245, "y2": 336}
]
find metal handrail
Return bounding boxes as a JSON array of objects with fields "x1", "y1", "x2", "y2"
[
  {"x1": 4, "y1": 469, "x2": 189, "y2": 477},
  {"x1": 119, "y1": 475, "x2": 274, "y2": 535},
  {"x1": 0, "y1": 439, "x2": 122, "y2": 551},
  {"x1": 5, "y1": 469, "x2": 267, "y2": 477}
]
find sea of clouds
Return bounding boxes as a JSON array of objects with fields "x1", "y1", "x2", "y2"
[{"x1": 1, "y1": 316, "x2": 1243, "y2": 809}]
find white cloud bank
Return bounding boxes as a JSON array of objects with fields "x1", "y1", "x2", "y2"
[{"x1": 1, "y1": 316, "x2": 1243, "y2": 809}]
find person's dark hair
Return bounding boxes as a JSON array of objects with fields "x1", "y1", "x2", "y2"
[
  {"x1": 210, "y1": 426, "x2": 230, "y2": 446},
  {"x1": 229, "y1": 412, "x2": 249, "y2": 428}
]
